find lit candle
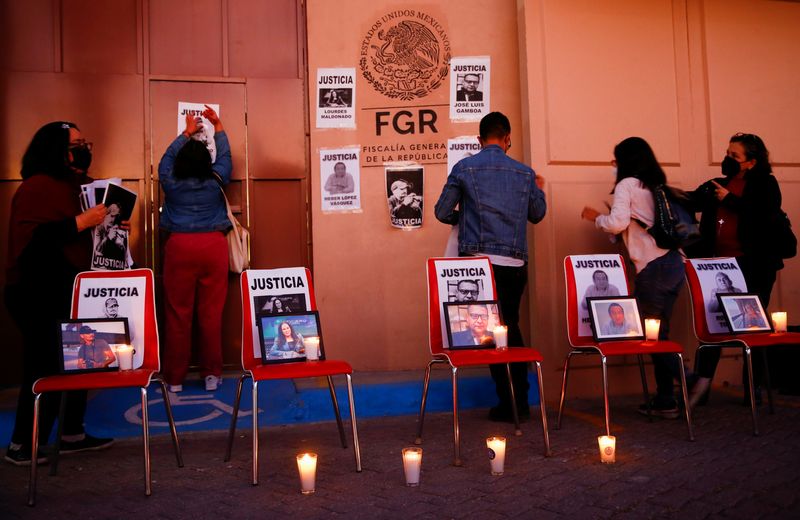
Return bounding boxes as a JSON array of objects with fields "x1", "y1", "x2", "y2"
[
  {"x1": 772, "y1": 312, "x2": 787, "y2": 333},
  {"x1": 401, "y1": 447, "x2": 422, "y2": 486},
  {"x1": 296, "y1": 452, "x2": 317, "y2": 494},
  {"x1": 493, "y1": 326, "x2": 508, "y2": 350},
  {"x1": 598, "y1": 435, "x2": 616, "y2": 464},
  {"x1": 645, "y1": 319, "x2": 661, "y2": 341},
  {"x1": 116, "y1": 344, "x2": 134, "y2": 371},
  {"x1": 304, "y1": 337, "x2": 320, "y2": 360},
  {"x1": 486, "y1": 436, "x2": 506, "y2": 475}
]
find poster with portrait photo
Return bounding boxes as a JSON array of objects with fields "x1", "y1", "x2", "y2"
[
  {"x1": 718, "y1": 293, "x2": 771, "y2": 334},
  {"x1": 320, "y1": 146, "x2": 361, "y2": 213},
  {"x1": 316, "y1": 67, "x2": 356, "y2": 128},
  {"x1": 177, "y1": 101, "x2": 220, "y2": 162},
  {"x1": 91, "y1": 223, "x2": 130, "y2": 271},
  {"x1": 385, "y1": 166, "x2": 423, "y2": 229},
  {"x1": 587, "y1": 297, "x2": 644, "y2": 341},
  {"x1": 432, "y1": 257, "x2": 495, "y2": 349},
  {"x1": 58, "y1": 318, "x2": 130, "y2": 373},
  {"x1": 258, "y1": 311, "x2": 324, "y2": 364},
  {"x1": 445, "y1": 301, "x2": 501, "y2": 349},
  {"x1": 74, "y1": 276, "x2": 147, "y2": 369},
  {"x1": 689, "y1": 258, "x2": 749, "y2": 334},
  {"x1": 450, "y1": 56, "x2": 490, "y2": 121},
  {"x1": 569, "y1": 255, "x2": 629, "y2": 338},
  {"x1": 245, "y1": 268, "x2": 312, "y2": 359}
]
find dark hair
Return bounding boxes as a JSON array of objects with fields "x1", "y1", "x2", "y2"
[
  {"x1": 275, "y1": 321, "x2": 300, "y2": 347},
  {"x1": 607, "y1": 303, "x2": 624, "y2": 315},
  {"x1": 612, "y1": 137, "x2": 666, "y2": 192},
  {"x1": 20, "y1": 121, "x2": 79, "y2": 179},
  {"x1": 730, "y1": 133, "x2": 772, "y2": 176},
  {"x1": 592, "y1": 270, "x2": 608, "y2": 281},
  {"x1": 173, "y1": 139, "x2": 213, "y2": 180},
  {"x1": 479, "y1": 112, "x2": 511, "y2": 141}
]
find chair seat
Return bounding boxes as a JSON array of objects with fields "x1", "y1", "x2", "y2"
[
  {"x1": 572, "y1": 340, "x2": 684, "y2": 357},
  {"x1": 698, "y1": 331, "x2": 800, "y2": 348},
  {"x1": 247, "y1": 359, "x2": 353, "y2": 381},
  {"x1": 435, "y1": 347, "x2": 544, "y2": 367},
  {"x1": 33, "y1": 369, "x2": 156, "y2": 393}
]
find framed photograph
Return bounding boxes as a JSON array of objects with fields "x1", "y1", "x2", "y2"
[
  {"x1": 444, "y1": 300, "x2": 502, "y2": 349},
  {"x1": 587, "y1": 297, "x2": 644, "y2": 341},
  {"x1": 716, "y1": 293, "x2": 772, "y2": 334},
  {"x1": 258, "y1": 311, "x2": 325, "y2": 364},
  {"x1": 253, "y1": 294, "x2": 307, "y2": 316},
  {"x1": 58, "y1": 318, "x2": 130, "y2": 373}
]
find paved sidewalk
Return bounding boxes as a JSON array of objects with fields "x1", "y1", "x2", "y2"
[{"x1": 2, "y1": 389, "x2": 799, "y2": 519}]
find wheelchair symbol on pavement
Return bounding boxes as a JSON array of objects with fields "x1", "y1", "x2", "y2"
[{"x1": 124, "y1": 388, "x2": 260, "y2": 427}]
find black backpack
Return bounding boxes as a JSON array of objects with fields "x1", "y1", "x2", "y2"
[{"x1": 636, "y1": 185, "x2": 701, "y2": 250}]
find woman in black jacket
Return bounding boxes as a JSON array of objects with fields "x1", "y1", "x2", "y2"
[{"x1": 686, "y1": 132, "x2": 786, "y2": 408}]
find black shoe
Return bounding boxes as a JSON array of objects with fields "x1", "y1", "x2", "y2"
[
  {"x1": 637, "y1": 398, "x2": 680, "y2": 420},
  {"x1": 60, "y1": 434, "x2": 114, "y2": 454},
  {"x1": 488, "y1": 405, "x2": 530, "y2": 423},
  {"x1": 4, "y1": 445, "x2": 49, "y2": 466}
]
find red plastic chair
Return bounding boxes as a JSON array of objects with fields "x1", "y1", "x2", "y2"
[
  {"x1": 29, "y1": 269, "x2": 182, "y2": 506},
  {"x1": 557, "y1": 255, "x2": 694, "y2": 440},
  {"x1": 415, "y1": 257, "x2": 551, "y2": 466},
  {"x1": 685, "y1": 258, "x2": 800, "y2": 435},
  {"x1": 224, "y1": 268, "x2": 361, "y2": 485}
]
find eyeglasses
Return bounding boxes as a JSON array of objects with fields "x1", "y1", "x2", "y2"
[
  {"x1": 469, "y1": 313, "x2": 488, "y2": 321},
  {"x1": 458, "y1": 288, "x2": 480, "y2": 296},
  {"x1": 463, "y1": 79, "x2": 480, "y2": 85},
  {"x1": 69, "y1": 139, "x2": 93, "y2": 151}
]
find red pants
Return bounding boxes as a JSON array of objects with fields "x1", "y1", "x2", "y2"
[{"x1": 162, "y1": 231, "x2": 228, "y2": 385}]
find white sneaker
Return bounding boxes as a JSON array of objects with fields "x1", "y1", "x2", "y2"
[
  {"x1": 168, "y1": 384, "x2": 183, "y2": 393},
  {"x1": 205, "y1": 375, "x2": 221, "y2": 392}
]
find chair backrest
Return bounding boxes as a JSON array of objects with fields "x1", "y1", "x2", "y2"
[
  {"x1": 684, "y1": 257, "x2": 748, "y2": 341},
  {"x1": 564, "y1": 254, "x2": 631, "y2": 347},
  {"x1": 426, "y1": 256, "x2": 496, "y2": 354},
  {"x1": 240, "y1": 268, "x2": 316, "y2": 370},
  {"x1": 71, "y1": 268, "x2": 158, "y2": 371}
]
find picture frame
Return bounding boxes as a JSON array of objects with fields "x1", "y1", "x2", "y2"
[
  {"x1": 443, "y1": 300, "x2": 502, "y2": 349},
  {"x1": 257, "y1": 311, "x2": 325, "y2": 364},
  {"x1": 716, "y1": 293, "x2": 772, "y2": 334},
  {"x1": 586, "y1": 296, "x2": 644, "y2": 341},
  {"x1": 58, "y1": 318, "x2": 130, "y2": 374}
]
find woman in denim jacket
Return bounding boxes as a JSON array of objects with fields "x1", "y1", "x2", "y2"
[{"x1": 159, "y1": 106, "x2": 232, "y2": 393}]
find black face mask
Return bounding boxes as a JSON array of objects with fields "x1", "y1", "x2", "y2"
[
  {"x1": 69, "y1": 145, "x2": 93, "y2": 171},
  {"x1": 721, "y1": 155, "x2": 741, "y2": 177}
]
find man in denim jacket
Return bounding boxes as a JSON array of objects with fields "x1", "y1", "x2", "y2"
[{"x1": 434, "y1": 112, "x2": 546, "y2": 422}]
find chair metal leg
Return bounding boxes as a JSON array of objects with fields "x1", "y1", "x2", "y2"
[
  {"x1": 506, "y1": 364, "x2": 522, "y2": 437},
  {"x1": 415, "y1": 360, "x2": 437, "y2": 445},
  {"x1": 252, "y1": 380, "x2": 260, "y2": 485},
  {"x1": 556, "y1": 352, "x2": 574, "y2": 429},
  {"x1": 759, "y1": 348, "x2": 775, "y2": 415},
  {"x1": 637, "y1": 355, "x2": 653, "y2": 422},
  {"x1": 601, "y1": 356, "x2": 611, "y2": 437},
  {"x1": 224, "y1": 373, "x2": 247, "y2": 462},
  {"x1": 28, "y1": 394, "x2": 41, "y2": 507},
  {"x1": 141, "y1": 387, "x2": 151, "y2": 496},
  {"x1": 535, "y1": 362, "x2": 552, "y2": 457},
  {"x1": 345, "y1": 374, "x2": 362, "y2": 472},
  {"x1": 676, "y1": 354, "x2": 694, "y2": 441},
  {"x1": 49, "y1": 392, "x2": 67, "y2": 476},
  {"x1": 744, "y1": 347, "x2": 759, "y2": 436},
  {"x1": 327, "y1": 376, "x2": 348, "y2": 449},
  {"x1": 451, "y1": 366, "x2": 462, "y2": 467},
  {"x1": 158, "y1": 379, "x2": 183, "y2": 467}
]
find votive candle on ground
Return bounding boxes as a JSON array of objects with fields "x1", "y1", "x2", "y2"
[
  {"x1": 304, "y1": 337, "x2": 320, "y2": 360},
  {"x1": 116, "y1": 345, "x2": 134, "y2": 370},
  {"x1": 598, "y1": 435, "x2": 616, "y2": 464},
  {"x1": 493, "y1": 326, "x2": 508, "y2": 349},
  {"x1": 401, "y1": 447, "x2": 422, "y2": 486},
  {"x1": 772, "y1": 312, "x2": 787, "y2": 333},
  {"x1": 645, "y1": 319, "x2": 661, "y2": 341},
  {"x1": 296, "y1": 452, "x2": 317, "y2": 494},
  {"x1": 486, "y1": 436, "x2": 506, "y2": 475}
]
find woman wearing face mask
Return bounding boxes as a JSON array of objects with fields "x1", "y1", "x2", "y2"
[
  {"x1": 686, "y1": 133, "x2": 786, "y2": 408},
  {"x1": 581, "y1": 137, "x2": 687, "y2": 419},
  {"x1": 4, "y1": 122, "x2": 115, "y2": 465}
]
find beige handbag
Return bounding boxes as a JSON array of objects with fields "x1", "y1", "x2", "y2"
[{"x1": 214, "y1": 174, "x2": 250, "y2": 273}]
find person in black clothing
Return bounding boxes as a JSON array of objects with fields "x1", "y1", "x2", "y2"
[{"x1": 686, "y1": 132, "x2": 788, "y2": 408}]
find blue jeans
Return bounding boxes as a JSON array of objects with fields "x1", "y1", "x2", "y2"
[{"x1": 633, "y1": 250, "x2": 685, "y2": 404}]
